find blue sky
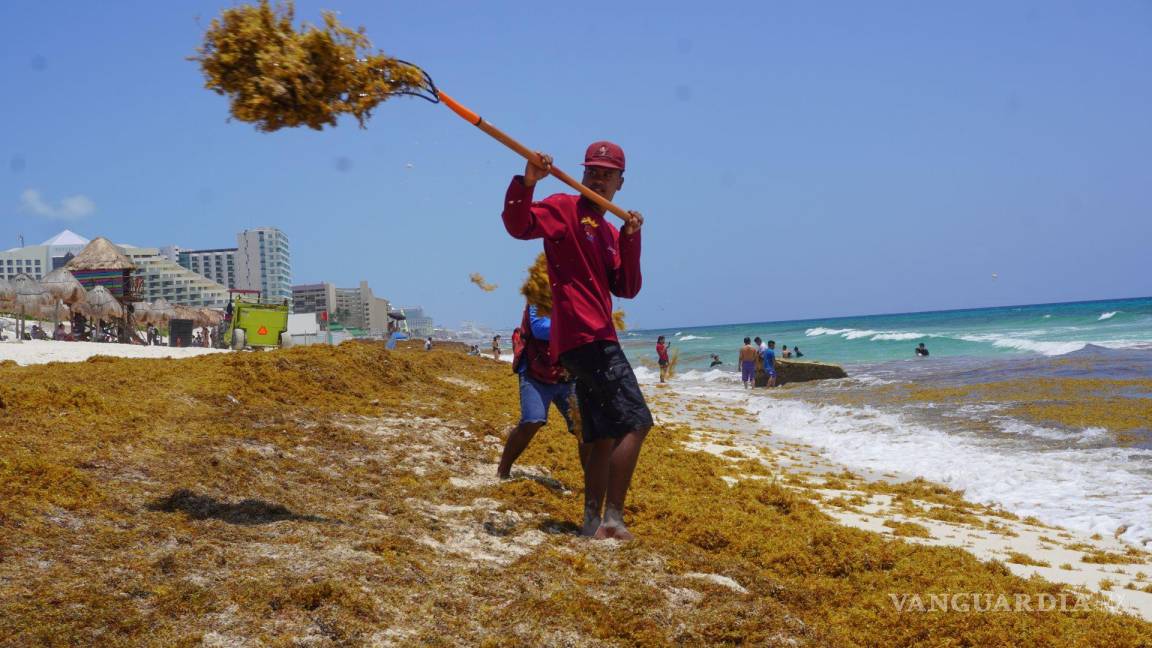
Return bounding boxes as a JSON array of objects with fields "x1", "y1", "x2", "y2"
[{"x1": 2, "y1": 1, "x2": 1150, "y2": 330}]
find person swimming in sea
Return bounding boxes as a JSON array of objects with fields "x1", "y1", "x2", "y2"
[
  {"x1": 709, "y1": 354, "x2": 722, "y2": 367},
  {"x1": 915, "y1": 342, "x2": 929, "y2": 357}
]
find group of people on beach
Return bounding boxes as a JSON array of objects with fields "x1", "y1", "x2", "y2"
[
  {"x1": 739, "y1": 337, "x2": 773, "y2": 388},
  {"x1": 18, "y1": 315, "x2": 128, "y2": 343},
  {"x1": 736, "y1": 337, "x2": 800, "y2": 388},
  {"x1": 494, "y1": 140, "x2": 650, "y2": 541}
]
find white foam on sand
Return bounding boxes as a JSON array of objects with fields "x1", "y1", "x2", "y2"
[
  {"x1": 677, "y1": 368, "x2": 737, "y2": 383},
  {"x1": 658, "y1": 384, "x2": 1152, "y2": 619},
  {"x1": 650, "y1": 370, "x2": 1152, "y2": 548},
  {"x1": 742, "y1": 396, "x2": 1152, "y2": 546},
  {"x1": 0, "y1": 339, "x2": 227, "y2": 366}
]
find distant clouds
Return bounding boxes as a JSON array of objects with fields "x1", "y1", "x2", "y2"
[{"x1": 19, "y1": 188, "x2": 95, "y2": 221}]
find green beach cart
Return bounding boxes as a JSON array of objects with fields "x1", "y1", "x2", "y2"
[{"x1": 225, "y1": 290, "x2": 292, "y2": 351}]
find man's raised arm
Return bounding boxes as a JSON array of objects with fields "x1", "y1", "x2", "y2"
[{"x1": 502, "y1": 152, "x2": 566, "y2": 240}]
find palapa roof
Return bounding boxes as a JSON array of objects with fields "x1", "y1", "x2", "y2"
[{"x1": 65, "y1": 237, "x2": 136, "y2": 271}]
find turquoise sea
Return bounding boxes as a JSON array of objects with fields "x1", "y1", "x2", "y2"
[
  {"x1": 616, "y1": 296, "x2": 1152, "y2": 547},
  {"x1": 621, "y1": 296, "x2": 1152, "y2": 371}
]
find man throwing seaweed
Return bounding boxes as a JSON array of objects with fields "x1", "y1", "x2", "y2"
[{"x1": 502, "y1": 141, "x2": 652, "y2": 540}]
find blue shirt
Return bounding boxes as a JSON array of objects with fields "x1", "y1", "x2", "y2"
[
  {"x1": 518, "y1": 305, "x2": 552, "y2": 375},
  {"x1": 760, "y1": 347, "x2": 776, "y2": 372},
  {"x1": 528, "y1": 305, "x2": 551, "y2": 341}
]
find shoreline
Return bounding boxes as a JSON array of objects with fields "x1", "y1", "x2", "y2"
[{"x1": 649, "y1": 382, "x2": 1152, "y2": 619}]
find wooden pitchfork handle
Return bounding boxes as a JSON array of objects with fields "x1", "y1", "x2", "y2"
[{"x1": 438, "y1": 91, "x2": 633, "y2": 223}]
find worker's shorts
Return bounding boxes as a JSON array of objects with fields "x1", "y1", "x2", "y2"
[
  {"x1": 519, "y1": 372, "x2": 574, "y2": 432},
  {"x1": 560, "y1": 341, "x2": 653, "y2": 443}
]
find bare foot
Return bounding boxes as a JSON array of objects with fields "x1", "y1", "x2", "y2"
[
  {"x1": 594, "y1": 506, "x2": 634, "y2": 541},
  {"x1": 580, "y1": 499, "x2": 602, "y2": 536},
  {"x1": 581, "y1": 514, "x2": 601, "y2": 537},
  {"x1": 593, "y1": 521, "x2": 634, "y2": 541}
]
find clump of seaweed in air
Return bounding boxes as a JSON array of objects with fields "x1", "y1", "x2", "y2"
[
  {"x1": 469, "y1": 273, "x2": 498, "y2": 292},
  {"x1": 191, "y1": 0, "x2": 427, "y2": 131}
]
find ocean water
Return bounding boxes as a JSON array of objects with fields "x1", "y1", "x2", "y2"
[
  {"x1": 622, "y1": 296, "x2": 1152, "y2": 546},
  {"x1": 620, "y1": 296, "x2": 1152, "y2": 371}
]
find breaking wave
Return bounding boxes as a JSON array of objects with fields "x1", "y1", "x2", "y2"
[{"x1": 806, "y1": 327, "x2": 929, "y2": 342}]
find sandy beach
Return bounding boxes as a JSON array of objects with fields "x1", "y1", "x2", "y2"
[
  {"x1": 0, "y1": 338, "x2": 227, "y2": 366},
  {"x1": 1, "y1": 343, "x2": 1149, "y2": 645}
]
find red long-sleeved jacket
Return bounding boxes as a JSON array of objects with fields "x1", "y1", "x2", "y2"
[{"x1": 502, "y1": 176, "x2": 642, "y2": 357}]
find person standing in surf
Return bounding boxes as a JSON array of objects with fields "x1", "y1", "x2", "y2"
[
  {"x1": 739, "y1": 337, "x2": 758, "y2": 388},
  {"x1": 656, "y1": 335, "x2": 670, "y2": 383},
  {"x1": 501, "y1": 141, "x2": 652, "y2": 540}
]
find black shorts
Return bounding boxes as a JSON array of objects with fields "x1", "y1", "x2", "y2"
[{"x1": 560, "y1": 341, "x2": 653, "y2": 443}]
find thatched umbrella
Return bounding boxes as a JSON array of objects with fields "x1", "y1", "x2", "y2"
[
  {"x1": 0, "y1": 276, "x2": 14, "y2": 308},
  {"x1": 198, "y1": 308, "x2": 225, "y2": 327},
  {"x1": 172, "y1": 304, "x2": 202, "y2": 325},
  {"x1": 131, "y1": 302, "x2": 154, "y2": 326},
  {"x1": 0, "y1": 277, "x2": 15, "y2": 338},
  {"x1": 0, "y1": 278, "x2": 14, "y2": 338},
  {"x1": 38, "y1": 302, "x2": 72, "y2": 323},
  {"x1": 150, "y1": 298, "x2": 176, "y2": 324},
  {"x1": 40, "y1": 268, "x2": 86, "y2": 305},
  {"x1": 12, "y1": 274, "x2": 51, "y2": 340},
  {"x1": 39, "y1": 267, "x2": 87, "y2": 331},
  {"x1": 82, "y1": 285, "x2": 124, "y2": 321}
]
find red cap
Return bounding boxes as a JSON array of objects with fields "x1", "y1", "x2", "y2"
[{"x1": 581, "y1": 140, "x2": 625, "y2": 170}]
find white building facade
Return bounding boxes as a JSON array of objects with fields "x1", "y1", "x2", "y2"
[
  {"x1": 235, "y1": 228, "x2": 291, "y2": 302},
  {"x1": 292, "y1": 281, "x2": 391, "y2": 333},
  {"x1": 179, "y1": 248, "x2": 237, "y2": 289},
  {"x1": 0, "y1": 230, "x2": 91, "y2": 280},
  {"x1": 121, "y1": 246, "x2": 229, "y2": 307}
]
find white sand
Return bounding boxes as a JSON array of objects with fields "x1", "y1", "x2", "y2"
[{"x1": 0, "y1": 338, "x2": 227, "y2": 366}]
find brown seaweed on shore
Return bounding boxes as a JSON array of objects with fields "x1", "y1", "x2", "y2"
[{"x1": 1, "y1": 345, "x2": 1149, "y2": 644}]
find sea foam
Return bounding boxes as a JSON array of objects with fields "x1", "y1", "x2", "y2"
[
  {"x1": 740, "y1": 395, "x2": 1152, "y2": 546},
  {"x1": 806, "y1": 327, "x2": 929, "y2": 342},
  {"x1": 957, "y1": 334, "x2": 1087, "y2": 356}
]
